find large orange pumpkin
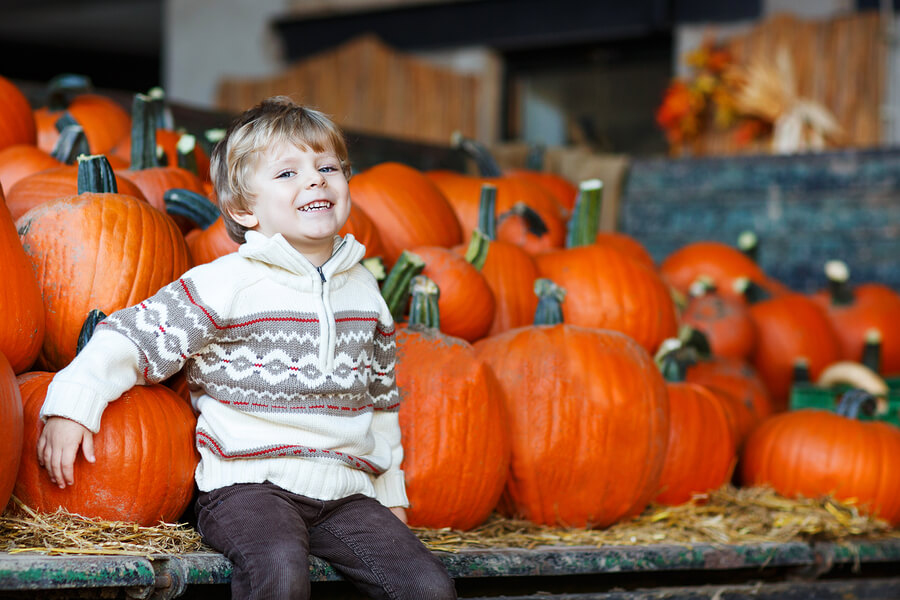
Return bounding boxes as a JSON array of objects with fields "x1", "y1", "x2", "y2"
[
  {"x1": 0, "y1": 75, "x2": 37, "y2": 151},
  {"x1": 15, "y1": 371, "x2": 198, "y2": 525},
  {"x1": 741, "y1": 391, "x2": 900, "y2": 526},
  {"x1": 0, "y1": 184, "x2": 44, "y2": 373},
  {"x1": 349, "y1": 162, "x2": 462, "y2": 267},
  {"x1": 17, "y1": 156, "x2": 191, "y2": 371},
  {"x1": 0, "y1": 351, "x2": 23, "y2": 511},
  {"x1": 396, "y1": 277, "x2": 510, "y2": 530},
  {"x1": 474, "y1": 280, "x2": 670, "y2": 527}
]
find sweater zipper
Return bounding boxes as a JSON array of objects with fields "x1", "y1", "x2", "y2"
[{"x1": 315, "y1": 240, "x2": 345, "y2": 372}]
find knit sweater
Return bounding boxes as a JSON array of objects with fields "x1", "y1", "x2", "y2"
[{"x1": 40, "y1": 231, "x2": 408, "y2": 508}]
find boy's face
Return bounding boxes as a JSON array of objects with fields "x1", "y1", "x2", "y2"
[{"x1": 232, "y1": 141, "x2": 351, "y2": 264}]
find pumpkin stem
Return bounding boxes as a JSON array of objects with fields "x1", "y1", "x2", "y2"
[
  {"x1": 688, "y1": 275, "x2": 717, "y2": 298},
  {"x1": 45, "y1": 73, "x2": 92, "y2": 111},
  {"x1": 861, "y1": 328, "x2": 883, "y2": 374},
  {"x1": 176, "y1": 134, "x2": 199, "y2": 175},
  {"x1": 565, "y1": 179, "x2": 603, "y2": 248},
  {"x1": 653, "y1": 337, "x2": 699, "y2": 380},
  {"x1": 737, "y1": 230, "x2": 759, "y2": 263},
  {"x1": 835, "y1": 388, "x2": 878, "y2": 419},
  {"x1": 476, "y1": 183, "x2": 497, "y2": 241},
  {"x1": 76, "y1": 309, "x2": 108, "y2": 355},
  {"x1": 76, "y1": 154, "x2": 118, "y2": 194},
  {"x1": 464, "y1": 229, "x2": 490, "y2": 271},
  {"x1": 130, "y1": 93, "x2": 160, "y2": 170},
  {"x1": 361, "y1": 257, "x2": 386, "y2": 282},
  {"x1": 792, "y1": 357, "x2": 811, "y2": 384},
  {"x1": 164, "y1": 188, "x2": 220, "y2": 229},
  {"x1": 381, "y1": 250, "x2": 425, "y2": 322},
  {"x1": 499, "y1": 202, "x2": 548, "y2": 237},
  {"x1": 451, "y1": 131, "x2": 503, "y2": 177},
  {"x1": 678, "y1": 324, "x2": 712, "y2": 359},
  {"x1": 407, "y1": 275, "x2": 441, "y2": 329},
  {"x1": 525, "y1": 143, "x2": 546, "y2": 171},
  {"x1": 148, "y1": 86, "x2": 175, "y2": 130},
  {"x1": 51, "y1": 123, "x2": 89, "y2": 165},
  {"x1": 825, "y1": 260, "x2": 855, "y2": 306},
  {"x1": 733, "y1": 276, "x2": 770, "y2": 304},
  {"x1": 533, "y1": 278, "x2": 566, "y2": 326}
]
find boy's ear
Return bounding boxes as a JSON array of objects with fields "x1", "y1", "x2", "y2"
[{"x1": 228, "y1": 209, "x2": 258, "y2": 229}]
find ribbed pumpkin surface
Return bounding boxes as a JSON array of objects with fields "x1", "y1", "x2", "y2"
[
  {"x1": 0, "y1": 76, "x2": 36, "y2": 151},
  {"x1": 0, "y1": 187, "x2": 44, "y2": 373},
  {"x1": 396, "y1": 327, "x2": 510, "y2": 530},
  {"x1": 121, "y1": 166, "x2": 208, "y2": 213},
  {"x1": 0, "y1": 352, "x2": 23, "y2": 510},
  {"x1": 741, "y1": 409, "x2": 900, "y2": 526},
  {"x1": 349, "y1": 163, "x2": 462, "y2": 267},
  {"x1": 15, "y1": 372, "x2": 198, "y2": 525},
  {"x1": 475, "y1": 326, "x2": 669, "y2": 528},
  {"x1": 655, "y1": 381, "x2": 736, "y2": 506},
  {"x1": 536, "y1": 244, "x2": 678, "y2": 353},
  {"x1": 17, "y1": 193, "x2": 191, "y2": 371}
]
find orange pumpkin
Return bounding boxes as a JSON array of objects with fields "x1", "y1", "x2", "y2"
[
  {"x1": 681, "y1": 278, "x2": 756, "y2": 360},
  {"x1": 810, "y1": 261, "x2": 900, "y2": 375},
  {"x1": 685, "y1": 356, "x2": 774, "y2": 426},
  {"x1": 0, "y1": 75, "x2": 37, "y2": 151},
  {"x1": 340, "y1": 202, "x2": 385, "y2": 260},
  {"x1": 741, "y1": 391, "x2": 900, "y2": 526},
  {"x1": 396, "y1": 277, "x2": 510, "y2": 529},
  {"x1": 15, "y1": 371, "x2": 198, "y2": 525},
  {"x1": 349, "y1": 162, "x2": 462, "y2": 267},
  {"x1": 474, "y1": 280, "x2": 670, "y2": 527},
  {"x1": 655, "y1": 380, "x2": 736, "y2": 505},
  {"x1": 0, "y1": 184, "x2": 44, "y2": 374},
  {"x1": 16, "y1": 156, "x2": 191, "y2": 371},
  {"x1": 412, "y1": 245, "x2": 495, "y2": 342},
  {"x1": 0, "y1": 351, "x2": 23, "y2": 510},
  {"x1": 506, "y1": 168, "x2": 578, "y2": 212}
]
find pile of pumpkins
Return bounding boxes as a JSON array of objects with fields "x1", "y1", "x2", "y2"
[{"x1": 2, "y1": 73, "x2": 900, "y2": 534}]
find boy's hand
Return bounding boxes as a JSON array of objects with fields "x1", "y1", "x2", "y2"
[
  {"x1": 389, "y1": 506, "x2": 407, "y2": 525},
  {"x1": 37, "y1": 417, "x2": 95, "y2": 489}
]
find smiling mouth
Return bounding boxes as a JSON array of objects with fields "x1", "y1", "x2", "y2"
[{"x1": 299, "y1": 200, "x2": 333, "y2": 212}]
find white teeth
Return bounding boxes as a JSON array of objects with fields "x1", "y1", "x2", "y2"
[{"x1": 300, "y1": 201, "x2": 332, "y2": 212}]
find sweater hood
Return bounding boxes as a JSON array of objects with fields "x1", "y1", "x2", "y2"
[{"x1": 238, "y1": 231, "x2": 366, "y2": 280}]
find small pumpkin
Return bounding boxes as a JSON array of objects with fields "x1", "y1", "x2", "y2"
[
  {"x1": 15, "y1": 370, "x2": 198, "y2": 525},
  {"x1": 741, "y1": 390, "x2": 900, "y2": 526},
  {"x1": 0, "y1": 122, "x2": 89, "y2": 193},
  {"x1": 681, "y1": 277, "x2": 756, "y2": 360}
]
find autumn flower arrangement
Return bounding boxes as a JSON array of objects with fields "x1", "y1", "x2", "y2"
[{"x1": 656, "y1": 38, "x2": 772, "y2": 154}]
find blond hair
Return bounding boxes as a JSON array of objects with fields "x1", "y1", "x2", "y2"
[{"x1": 210, "y1": 96, "x2": 351, "y2": 243}]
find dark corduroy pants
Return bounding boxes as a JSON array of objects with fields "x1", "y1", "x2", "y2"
[{"x1": 195, "y1": 482, "x2": 457, "y2": 600}]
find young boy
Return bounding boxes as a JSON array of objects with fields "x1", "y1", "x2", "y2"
[{"x1": 36, "y1": 96, "x2": 457, "y2": 600}]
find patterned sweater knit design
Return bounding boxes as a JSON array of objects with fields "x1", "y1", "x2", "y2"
[{"x1": 40, "y1": 231, "x2": 408, "y2": 507}]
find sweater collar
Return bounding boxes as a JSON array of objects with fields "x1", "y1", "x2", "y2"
[{"x1": 238, "y1": 230, "x2": 365, "y2": 279}]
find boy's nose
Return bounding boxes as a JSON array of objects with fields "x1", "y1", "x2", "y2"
[{"x1": 307, "y1": 173, "x2": 327, "y2": 188}]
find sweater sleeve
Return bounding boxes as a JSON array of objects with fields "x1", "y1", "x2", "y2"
[
  {"x1": 368, "y1": 311, "x2": 408, "y2": 507},
  {"x1": 40, "y1": 330, "x2": 144, "y2": 433}
]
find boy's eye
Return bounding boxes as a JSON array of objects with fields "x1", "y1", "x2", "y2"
[
  {"x1": 276, "y1": 170, "x2": 295, "y2": 179},
  {"x1": 319, "y1": 165, "x2": 338, "y2": 173}
]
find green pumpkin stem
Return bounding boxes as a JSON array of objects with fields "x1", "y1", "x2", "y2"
[
  {"x1": 654, "y1": 337, "x2": 700, "y2": 382},
  {"x1": 45, "y1": 74, "x2": 92, "y2": 111},
  {"x1": 533, "y1": 278, "x2": 566, "y2": 326},
  {"x1": 792, "y1": 357, "x2": 811, "y2": 385},
  {"x1": 76, "y1": 154, "x2": 118, "y2": 194},
  {"x1": 836, "y1": 389, "x2": 878, "y2": 419},
  {"x1": 677, "y1": 324, "x2": 712, "y2": 359},
  {"x1": 565, "y1": 179, "x2": 603, "y2": 248},
  {"x1": 164, "y1": 188, "x2": 220, "y2": 229},
  {"x1": 734, "y1": 276, "x2": 770, "y2": 304},
  {"x1": 51, "y1": 123, "x2": 89, "y2": 165},
  {"x1": 176, "y1": 134, "x2": 199, "y2": 175},
  {"x1": 476, "y1": 183, "x2": 497, "y2": 241},
  {"x1": 381, "y1": 251, "x2": 425, "y2": 322},
  {"x1": 451, "y1": 131, "x2": 503, "y2": 177},
  {"x1": 525, "y1": 143, "x2": 546, "y2": 171},
  {"x1": 76, "y1": 309, "x2": 108, "y2": 355},
  {"x1": 464, "y1": 229, "x2": 490, "y2": 271},
  {"x1": 500, "y1": 202, "x2": 548, "y2": 237},
  {"x1": 737, "y1": 230, "x2": 759, "y2": 262},
  {"x1": 825, "y1": 260, "x2": 854, "y2": 306},
  {"x1": 361, "y1": 257, "x2": 386, "y2": 282},
  {"x1": 861, "y1": 329, "x2": 883, "y2": 374},
  {"x1": 130, "y1": 93, "x2": 160, "y2": 171},
  {"x1": 407, "y1": 275, "x2": 441, "y2": 329}
]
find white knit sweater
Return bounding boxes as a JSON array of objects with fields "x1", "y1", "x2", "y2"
[{"x1": 41, "y1": 231, "x2": 408, "y2": 508}]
